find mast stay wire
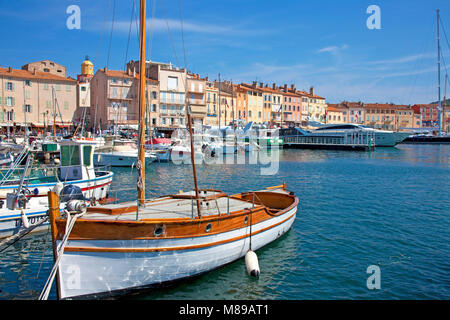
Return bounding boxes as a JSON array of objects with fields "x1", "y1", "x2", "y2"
[
  {"x1": 405, "y1": 16, "x2": 435, "y2": 105},
  {"x1": 160, "y1": 0, "x2": 180, "y2": 68},
  {"x1": 106, "y1": 0, "x2": 116, "y2": 70}
]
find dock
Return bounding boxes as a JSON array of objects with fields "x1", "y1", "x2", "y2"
[{"x1": 282, "y1": 131, "x2": 375, "y2": 151}]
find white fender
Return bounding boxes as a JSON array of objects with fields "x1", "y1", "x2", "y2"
[
  {"x1": 245, "y1": 250, "x2": 260, "y2": 277},
  {"x1": 20, "y1": 209, "x2": 30, "y2": 229},
  {"x1": 52, "y1": 182, "x2": 64, "y2": 196}
]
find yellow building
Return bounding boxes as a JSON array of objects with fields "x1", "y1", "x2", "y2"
[
  {"x1": 306, "y1": 87, "x2": 327, "y2": 123},
  {"x1": 205, "y1": 79, "x2": 219, "y2": 126},
  {"x1": 81, "y1": 56, "x2": 94, "y2": 76},
  {"x1": 326, "y1": 104, "x2": 345, "y2": 124},
  {"x1": 240, "y1": 82, "x2": 264, "y2": 124}
]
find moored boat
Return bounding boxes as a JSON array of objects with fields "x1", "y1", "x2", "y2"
[
  {"x1": 47, "y1": 185, "x2": 298, "y2": 299},
  {"x1": 0, "y1": 140, "x2": 113, "y2": 238}
]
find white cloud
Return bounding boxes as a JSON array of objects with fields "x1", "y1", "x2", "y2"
[{"x1": 317, "y1": 44, "x2": 348, "y2": 53}]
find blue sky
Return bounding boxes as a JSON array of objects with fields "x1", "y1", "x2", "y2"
[{"x1": 1, "y1": 0, "x2": 450, "y2": 104}]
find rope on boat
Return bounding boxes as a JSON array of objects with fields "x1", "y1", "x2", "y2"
[
  {"x1": 0, "y1": 216, "x2": 49, "y2": 253},
  {"x1": 38, "y1": 208, "x2": 85, "y2": 300}
]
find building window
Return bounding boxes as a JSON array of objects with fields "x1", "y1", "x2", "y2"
[
  {"x1": 6, "y1": 97, "x2": 14, "y2": 106},
  {"x1": 168, "y1": 77, "x2": 178, "y2": 90},
  {"x1": 6, "y1": 111, "x2": 14, "y2": 121},
  {"x1": 56, "y1": 84, "x2": 61, "y2": 91},
  {"x1": 24, "y1": 80, "x2": 31, "y2": 86},
  {"x1": 24, "y1": 104, "x2": 32, "y2": 113},
  {"x1": 6, "y1": 82, "x2": 14, "y2": 91},
  {"x1": 66, "y1": 85, "x2": 71, "y2": 92},
  {"x1": 64, "y1": 101, "x2": 69, "y2": 110}
]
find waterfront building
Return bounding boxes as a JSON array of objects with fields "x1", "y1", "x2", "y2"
[
  {"x1": 411, "y1": 104, "x2": 439, "y2": 128},
  {"x1": 233, "y1": 84, "x2": 248, "y2": 126},
  {"x1": 239, "y1": 82, "x2": 264, "y2": 124},
  {"x1": 326, "y1": 104, "x2": 345, "y2": 124},
  {"x1": 205, "y1": 79, "x2": 219, "y2": 126},
  {"x1": 306, "y1": 87, "x2": 327, "y2": 123},
  {"x1": 339, "y1": 101, "x2": 365, "y2": 125},
  {"x1": 187, "y1": 73, "x2": 206, "y2": 125},
  {"x1": 127, "y1": 60, "x2": 186, "y2": 132},
  {"x1": 259, "y1": 83, "x2": 281, "y2": 127},
  {"x1": 21, "y1": 60, "x2": 67, "y2": 78},
  {"x1": 75, "y1": 56, "x2": 94, "y2": 129},
  {"x1": 0, "y1": 65, "x2": 77, "y2": 130},
  {"x1": 215, "y1": 80, "x2": 236, "y2": 127},
  {"x1": 278, "y1": 84, "x2": 303, "y2": 127},
  {"x1": 90, "y1": 67, "x2": 158, "y2": 131},
  {"x1": 364, "y1": 103, "x2": 409, "y2": 130},
  {"x1": 394, "y1": 104, "x2": 416, "y2": 131}
]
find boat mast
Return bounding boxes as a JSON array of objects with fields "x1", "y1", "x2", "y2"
[
  {"x1": 137, "y1": 0, "x2": 147, "y2": 205},
  {"x1": 186, "y1": 104, "x2": 201, "y2": 218},
  {"x1": 52, "y1": 87, "x2": 56, "y2": 141},
  {"x1": 218, "y1": 73, "x2": 221, "y2": 131},
  {"x1": 437, "y1": 9, "x2": 442, "y2": 135}
]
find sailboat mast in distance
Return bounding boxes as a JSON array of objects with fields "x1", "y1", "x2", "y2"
[
  {"x1": 137, "y1": 0, "x2": 147, "y2": 205},
  {"x1": 437, "y1": 9, "x2": 442, "y2": 135}
]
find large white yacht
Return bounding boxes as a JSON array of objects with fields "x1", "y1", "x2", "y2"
[{"x1": 311, "y1": 124, "x2": 411, "y2": 147}]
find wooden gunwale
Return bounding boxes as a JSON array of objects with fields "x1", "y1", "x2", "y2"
[
  {"x1": 54, "y1": 192, "x2": 298, "y2": 241},
  {"x1": 62, "y1": 208, "x2": 297, "y2": 253}
]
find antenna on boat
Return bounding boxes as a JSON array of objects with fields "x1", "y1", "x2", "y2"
[{"x1": 137, "y1": 0, "x2": 147, "y2": 206}]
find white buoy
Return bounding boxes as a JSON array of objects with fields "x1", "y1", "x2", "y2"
[
  {"x1": 245, "y1": 250, "x2": 260, "y2": 277},
  {"x1": 52, "y1": 182, "x2": 63, "y2": 196},
  {"x1": 20, "y1": 209, "x2": 30, "y2": 229}
]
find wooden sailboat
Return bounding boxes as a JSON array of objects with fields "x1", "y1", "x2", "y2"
[{"x1": 45, "y1": 0, "x2": 299, "y2": 300}]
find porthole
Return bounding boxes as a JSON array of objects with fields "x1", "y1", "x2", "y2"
[
  {"x1": 244, "y1": 216, "x2": 249, "y2": 224},
  {"x1": 154, "y1": 226, "x2": 164, "y2": 237},
  {"x1": 205, "y1": 223, "x2": 212, "y2": 233}
]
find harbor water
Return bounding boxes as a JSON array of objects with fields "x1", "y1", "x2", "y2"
[{"x1": 0, "y1": 144, "x2": 449, "y2": 300}]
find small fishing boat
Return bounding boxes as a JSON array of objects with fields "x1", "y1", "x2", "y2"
[{"x1": 0, "y1": 140, "x2": 113, "y2": 238}]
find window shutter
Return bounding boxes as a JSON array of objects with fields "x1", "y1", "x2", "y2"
[
  {"x1": 12, "y1": 83, "x2": 15, "y2": 91},
  {"x1": 12, "y1": 97, "x2": 15, "y2": 106},
  {"x1": 30, "y1": 105, "x2": 33, "y2": 113}
]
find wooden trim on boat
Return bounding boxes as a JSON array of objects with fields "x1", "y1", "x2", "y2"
[
  {"x1": 62, "y1": 209, "x2": 297, "y2": 253},
  {"x1": 54, "y1": 191, "x2": 299, "y2": 241}
]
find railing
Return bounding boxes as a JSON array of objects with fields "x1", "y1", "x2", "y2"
[{"x1": 283, "y1": 131, "x2": 375, "y2": 147}]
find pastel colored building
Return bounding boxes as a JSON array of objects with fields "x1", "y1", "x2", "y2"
[
  {"x1": 0, "y1": 64, "x2": 77, "y2": 130},
  {"x1": 89, "y1": 67, "x2": 158, "y2": 130},
  {"x1": 205, "y1": 79, "x2": 219, "y2": 126},
  {"x1": 279, "y1": 84, "x2": 303, "y2": 127},
  {"x1": 326, "y1": 104, "x2": 345, "y2": 124},
  {"x1": 187, "y1": 73, "x2": 206, "y2": 124}
]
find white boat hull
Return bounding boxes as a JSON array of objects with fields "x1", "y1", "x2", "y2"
[
  {"x1": 56, "y1": 206, "x2": 296, "y2": 299},
  {"x1": 94, "y1": 153, "x2": 156, "y2": 167}
]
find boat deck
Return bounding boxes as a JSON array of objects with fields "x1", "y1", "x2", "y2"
[{"x1": 82, "y1": 187, "x2": 289, "y2": 221}]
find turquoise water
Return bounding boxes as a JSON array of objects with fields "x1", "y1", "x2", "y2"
[{"x1": 0, "y1": 144, "x2": 449, "y2": 300}]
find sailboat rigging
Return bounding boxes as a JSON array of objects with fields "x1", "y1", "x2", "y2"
[{"x1": 44, "y1": 0, "x2": 299, "y2": 300}]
